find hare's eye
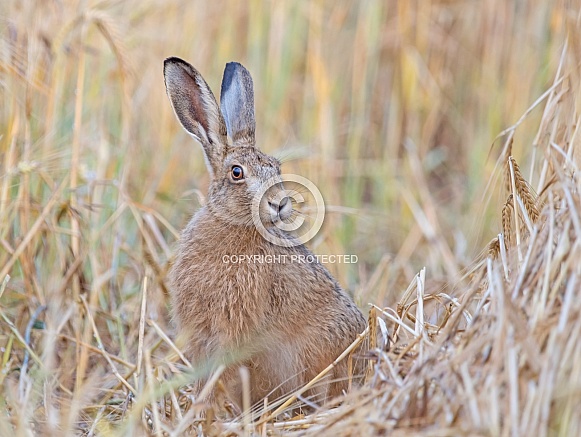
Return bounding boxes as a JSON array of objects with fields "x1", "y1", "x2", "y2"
[{"x1": 231, "y1": 165, "x2": 244, "y2": 180}]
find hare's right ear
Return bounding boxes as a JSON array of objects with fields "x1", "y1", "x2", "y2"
[
  {"x1": 164, "y1": 57, "x2": 227, "y2": 178},
  {"x1": 220, "y1": 62, "x2": 256, "y2": 147}
]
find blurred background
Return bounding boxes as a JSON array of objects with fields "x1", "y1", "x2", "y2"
[
  {"x1": 2, "y1": 2, "x2": 581, "y2": 433},
  {"x1": 0, "y1": 0, "x2": 575, "y2": 308}
]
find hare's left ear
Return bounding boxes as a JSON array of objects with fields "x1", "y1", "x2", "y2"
[
  {"x1": 220, "y1": 62, "x2": 256, "y2": 147},
  {"x1": 164, "y1": 57, "x2": 228, "y2": 178}
]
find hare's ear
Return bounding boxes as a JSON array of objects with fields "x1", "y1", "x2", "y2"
[
  {"x1": 220, "y1": 62, "x2": 256, "y2": 147},
  {"x1": 164, "y1": 57, "x2": 227, "y2": 177}
]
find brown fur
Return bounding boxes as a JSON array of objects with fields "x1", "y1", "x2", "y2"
[{"x1": 164, "y1": 57, "x2": 366, "y2": 410}]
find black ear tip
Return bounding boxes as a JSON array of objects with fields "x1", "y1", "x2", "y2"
[
  {"x1": 165, "y1": 56, "x2": 186, "y2": 64},
  {"x1": 221, "y1": 62, "x2": 252, "y2": 92},
  {"x1": 164, "y1": 57, "x2": 190, "y2": 73},
  {"x1": 225, "y1": 61, "x2": 244, "y2": 68},
  {"x1": 224, "y1": 62, "x2": 248, "y2": 75},
  {"x1": 164, "y1": 56, "x2": 179, "y2": 66}
]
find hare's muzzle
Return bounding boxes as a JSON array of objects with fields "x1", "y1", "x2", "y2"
[
  {"x1": 268, "y1": 195, "x2": 292, "y2": 221},
  {"x1": 257, "y1": 183, "x2": 292, "y2": 225}
]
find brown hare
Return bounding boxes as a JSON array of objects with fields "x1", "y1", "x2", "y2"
[{"x1": 163, "y1": 57, "x2": 366, "y2": 412}]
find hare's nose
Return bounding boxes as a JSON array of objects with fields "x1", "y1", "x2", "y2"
[
  {"x1": 269, "y1": 196, "x2": 290, "y2": 216},
  {"x1": 279, "y1": 196, "x2": 290, "y2": 211}
]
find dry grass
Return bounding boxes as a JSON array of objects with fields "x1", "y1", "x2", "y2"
[{"x1": 1, "y1": 0, "x2": 581, "y2": 435}]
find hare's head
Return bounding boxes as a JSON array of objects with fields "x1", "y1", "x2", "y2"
[{"x1": 164, "y1": 57, "x2": 291, "y2": 228}]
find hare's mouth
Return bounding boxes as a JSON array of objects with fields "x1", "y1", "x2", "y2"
[{"x1": 261, "y1": 211, "x2": 291, "y2": 228}]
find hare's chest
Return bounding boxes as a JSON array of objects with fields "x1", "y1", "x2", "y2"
[{"x1": 185, "y1": 248, "x2": 277, "y2": 337}]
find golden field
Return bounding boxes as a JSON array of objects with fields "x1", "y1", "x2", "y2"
[{"x1": 1, "y1": 0, "x2": 580, "y2": 435}]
